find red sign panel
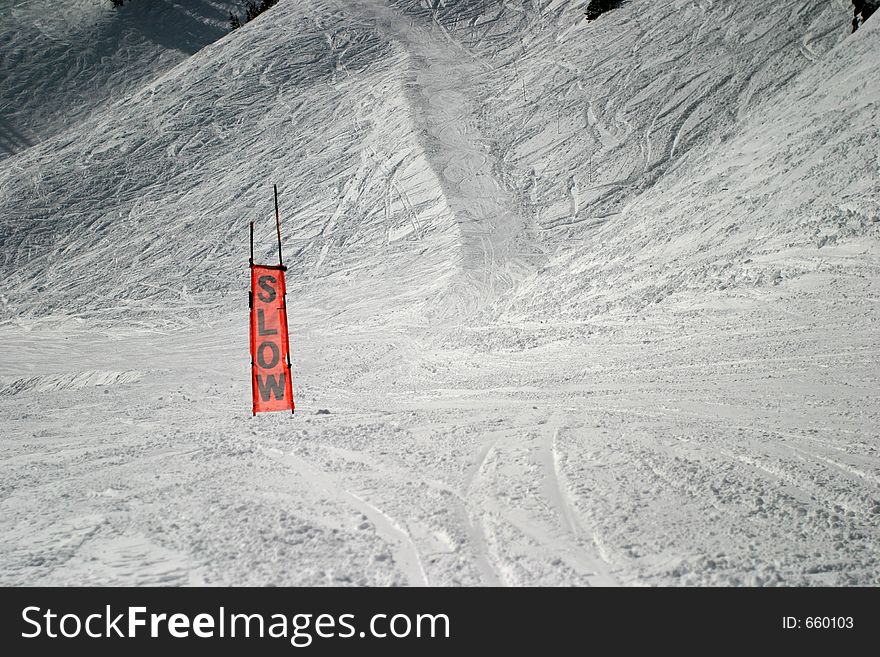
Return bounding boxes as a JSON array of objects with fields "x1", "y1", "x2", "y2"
[{"x1": 249, "y1": 264, "x2": 295, "y2": 414}]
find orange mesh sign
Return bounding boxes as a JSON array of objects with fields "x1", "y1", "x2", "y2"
[{"x1": 249, "y1": 264, "x2": 295, "y2": 414}]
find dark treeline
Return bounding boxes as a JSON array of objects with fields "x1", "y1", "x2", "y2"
[
  {"x1": 229, "y1": 0, "x2": 280, "y2": 30},
  {"x1": 852, "y1": 0, "x2": 878, "y2": 32},
  {"x1": 584, "y1": 0, "x2": 625, "y2": 21},
  {"x1": 109, "y1": 0, "x2": 280, "y2": 28}
]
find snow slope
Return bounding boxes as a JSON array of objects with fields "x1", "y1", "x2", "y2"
[
  {"x1": 0, "y1": 0, "x2": 878, "y2": 586},
  {"x1": 0, "y1": 0, "x2": 241, "y2": 156}
]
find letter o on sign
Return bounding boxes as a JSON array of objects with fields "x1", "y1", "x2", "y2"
[{"x1": 257, "y1": 341, "x2": 280, "y2": 369}]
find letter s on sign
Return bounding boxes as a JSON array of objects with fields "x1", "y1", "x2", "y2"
[{"x1": 258, "y1": 275, "x2": 277, "y2": 303}]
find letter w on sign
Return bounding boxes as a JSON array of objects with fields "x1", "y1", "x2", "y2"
[{"x1": 249, "y1": 264, "x2": 295, "y2": 414}]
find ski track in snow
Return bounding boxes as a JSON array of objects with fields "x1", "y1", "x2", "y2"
[
  {"x1": 0, "y1": 0, "x2": 878, "y2": 586},
  {"x1": 262, "y1": 445, "x2": 429, "y2": 586}
]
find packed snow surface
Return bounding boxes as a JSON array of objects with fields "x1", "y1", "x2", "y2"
[{"x1": 1, "y1": 0, "x2": 878, "y2": 585}]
